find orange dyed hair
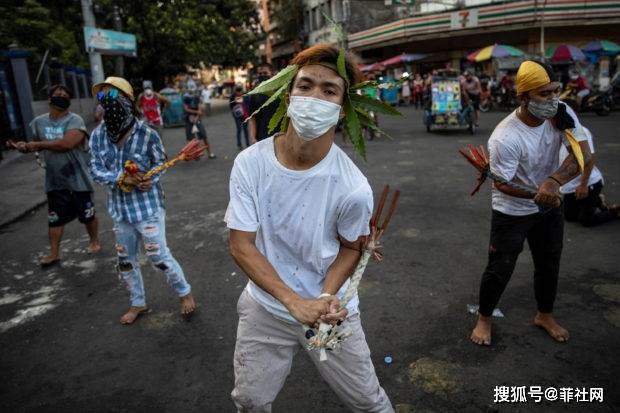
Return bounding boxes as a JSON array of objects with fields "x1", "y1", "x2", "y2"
[{"x1": 290, "y1": 43, "x2": 363, "y2": 87}]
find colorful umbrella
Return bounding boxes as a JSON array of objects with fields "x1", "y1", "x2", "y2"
[
  {"x1": 360, "y1": 62, "x2": 385, "y2": 72},
  {"x1": 545, "y1": 44, "x2": 585, "y2": 62},
  {"x1": 582, "y1": 40, "x2": 620, "y2": 55},
  {"x1": 379, "y1": 53, "x2": 429, "y2": 67},
  {"x1": 467, "y1": 44, "x2": 524, "y2": 62}
]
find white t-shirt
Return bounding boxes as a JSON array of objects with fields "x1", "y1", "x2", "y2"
[
  {"x1": 488, "y1": 105, "x2": 587, "y2": 216},
  {"x1": 559, "y1": 127, "x2": 603, "y2": 194},
  {"x1": 225, "y1": 136, "x2": 373, "y2": 323}
]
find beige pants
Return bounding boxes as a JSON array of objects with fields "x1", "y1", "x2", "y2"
[{"x1": 231, "y1": 289, "x2": 394, "y2": 413}]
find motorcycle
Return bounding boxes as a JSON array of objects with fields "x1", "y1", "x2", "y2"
[
  {"x1": 493, "y1": 85, "x2": 517, "y2": 111},
  {"x1": 479, "y1": 89, "x2": 492, "y2": 113},
  {"x1": 479, "y1": 85, "x2": 517, "y2": 112},
  {"x1": 560, "y1": 85, "x2": 612, "y2": 116}
]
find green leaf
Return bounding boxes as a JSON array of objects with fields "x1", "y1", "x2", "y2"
[
  {"x1": 349, "y1": 93, "x2": 402, "y2": 116},
  {"x1": 343, "y1": 97, "x2": 366, "y2": 161},
  {"x1": 268, "y1": 94, "x2": 288, "y2": 134},
  {"x1": 322, "y1": 9, "x2": 346, "y2": 46},
  {"x1": 336, "y1": 48, "x2": 349, "y2": 87},
  {"x1": 246, "y1": 64, "x2": 298, "y2": 96},
  {"x1": 356, "y1": 108, "x2": 394, "y2": 140},
  {"x1": 350, "y1": 80, "x2": 378, "y2": 91},
  {"x1": 245, "y1": 82, "x2": 288, "y2": 123},
  {"x1": 350, "y1": 77, "x2": 407, "y2": 91},
  {"x1": 280, "y1": 114, "x2": 289, "y2": 133}
]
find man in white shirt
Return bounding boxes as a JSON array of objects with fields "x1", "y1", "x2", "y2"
[
  {"x1": 560, "y1": 126, "x2": 619, "y2": 226},
  {"x1": 226, "y1": 44, "x2": 393, "y2": 412},
  {"x1": 470, "y1": 60, "x2": 592, "y2": 346}
]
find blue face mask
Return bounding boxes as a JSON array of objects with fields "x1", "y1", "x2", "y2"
[{"x1": 528, "y1": 97, "x2": 559, "y2": 120}]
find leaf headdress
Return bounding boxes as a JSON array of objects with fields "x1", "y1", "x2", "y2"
[{"x1": 245, "y1": 16, "x2": 403, "y2": 160}]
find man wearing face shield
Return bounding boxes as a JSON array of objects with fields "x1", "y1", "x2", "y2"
[
  {"x1": 15, "y1": 84, "x2": 100, "y2": 267},
  {"x1": 89, "y1": 77, "x2": 196, "y2": 325},
  {"x1": 470, "y1": 60, "x2": 592, "y2": 347},
  {"x1": 226, "y1": 45, "x2": 393, "y2": 412}
]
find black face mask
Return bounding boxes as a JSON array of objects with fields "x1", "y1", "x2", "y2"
[
  {"x1": 257, "y1": 75, "x2": 270, "y2": 83},
  {"x1": 101, "y1": 94, "x2": 135, "y2": 143},
  {"x1": 50, "y1": 96, "x2": 70, "y2": 110}
]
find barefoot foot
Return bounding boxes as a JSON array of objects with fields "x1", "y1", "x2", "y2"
[
  {"x1": 534, "y1": 312, "x2": 569, "y2": 342},
  {"x1": 470, "y1": 314, "x2": 492, "y2": 346},
  {"x1": 180, "y1": 293, "x2": 196, "y2": 320},
  {"x1": 87, "y1": 241, "x2": 101, "y2": 254},
  {"x1": 120, "y1": 306, "x2": 150, "y2": 325},
  {"x1": 40, "y1": 254, "x2": 60, "y2": 268}
]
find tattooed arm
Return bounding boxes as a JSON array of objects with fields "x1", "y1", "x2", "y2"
[
  {"x1": 549, "y1": 140, "x2": 592, "y2": 184},
  {"x1": 536, "y1": 141, "x2": 592, "y2": 208}
]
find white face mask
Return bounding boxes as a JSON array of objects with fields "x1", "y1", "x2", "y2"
[
  {"x1": 287, "y1": 96, "x2": 341, "y2": 141},
  {"x1": 528, "y1": 97, "x2": 559, "y2": 120}
]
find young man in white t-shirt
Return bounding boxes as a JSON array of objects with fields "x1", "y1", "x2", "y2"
[
  {"x1": 560, "y1": 126, "x2": 618, "y2": 226},
  {"x1": 226, "y1": 45, "x2": 393, "y2": 412},
  {"x1": 470, "y1": 61, "x2": 592, "y2": 346}
]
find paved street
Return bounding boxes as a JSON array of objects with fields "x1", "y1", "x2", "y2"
[{"x1": 1, "y1": 106, "x2": 619, "y2": 412}]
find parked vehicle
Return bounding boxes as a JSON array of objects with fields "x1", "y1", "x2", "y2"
[
  {"x1": 159, "y1": 87, "x2": 185, "y2": 127},
  {"x1": 560, "y1": 85, "x2": 613, "y2": 116},
  {"x1": 423, "y1": 70, "x2": 474, "y2": 134}
]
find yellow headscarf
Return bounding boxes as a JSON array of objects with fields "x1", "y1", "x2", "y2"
[
  {"x1": 516, "y1": 61, "x2": 551, "y2": 95},
  {"x1": 516, "y1": 61, "x2": 584, "y2": 172}
]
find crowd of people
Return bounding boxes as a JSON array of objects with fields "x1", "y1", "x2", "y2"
[{"x1": 6, "y1": 41, "x2": 619, "y2": 412}]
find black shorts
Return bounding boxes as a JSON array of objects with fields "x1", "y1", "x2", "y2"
[
  {"x1": 47, "y1": 190, "x2": 96, "y2": 227},
  {"x1": 469, "y1": 93, "x2": 480, "y2": 110}
]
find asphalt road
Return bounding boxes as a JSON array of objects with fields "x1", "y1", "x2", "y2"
[{"x1": 1, "y1": 106, "x2": 618, "y2": 412}]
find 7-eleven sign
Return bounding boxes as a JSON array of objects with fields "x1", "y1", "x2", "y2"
[{"x1": 450, "y1": 9, "x2": 478, "y2": 29}]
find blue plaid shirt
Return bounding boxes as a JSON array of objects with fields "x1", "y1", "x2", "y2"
[{"x1": 89, "y1": 120, "x2": 166, "y2": 223}]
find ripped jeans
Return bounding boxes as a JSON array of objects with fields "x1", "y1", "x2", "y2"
[{"x1": 113, "y1": 210, "x2": 191, "y2": 307}]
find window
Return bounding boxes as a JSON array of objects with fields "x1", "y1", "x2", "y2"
[
  {"x1": 305, "y1": 9, "x2": 311, "y2": 31},
  {"x1": 333, "y1": 0, "x2": 343, "y2": 21},
  {"x1": 325, "y1": 1, "x2": 332, "y2": 20},
  {"x1": 313, "y1": 7, "x2": 321, "y2": 30}
]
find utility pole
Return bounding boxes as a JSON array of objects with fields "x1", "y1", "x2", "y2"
[
  {"x1": 113, "y1": 5, "x2": 124, "y2": 76},
  {"x1": 260, "y1": 0, "x2": 272, "y2": 64},
  {"x1": 80, "y1": 0, "x2": 104, "y2": 84},
  {"x1": 539, "y1": 0, "x2": 548, "y2": 58}
]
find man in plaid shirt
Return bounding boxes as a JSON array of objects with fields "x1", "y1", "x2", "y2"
[{"x1": 89, "y1": 77, "x2": 196, "y2": 324}]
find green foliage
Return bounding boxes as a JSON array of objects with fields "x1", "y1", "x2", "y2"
[
  {"x1": 246, "y1": 65, "x2": 298, "y2": 96},
  {"x1": 0, "y1": 0, "x2": 262, "y2": 86},
  {"x1": 271, "y1": 0, "x2": 304, "y2": 48},
  {"x1": 268, "y1": 96, "x2": 288, "y2": 134},
  {"x1": 343, "y1": 97, "x2": 365, "y2": 160},
  {"x1": 0, "y1": 0, "x2": 88, "y2": 67},
  {"x1": 246, "y1": 82, "x2": 288, "y2": 122},
  {"x1": 336, "y1": 49, "x2": 349, "y2": 87},
  {"x1": 349, "y1": 93, "x2": 401, "y2": 116},
  {"x1": 355, "y1": 107, "x2": 392, "y2": 140},
  {"x1": 350, "y1": 78, "x2": 407, "y2": 91},
  {"x1": 97, "y1": 0, "x2": 262, "y2": 85}
]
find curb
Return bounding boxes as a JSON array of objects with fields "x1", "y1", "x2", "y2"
[{"x1": 0, "y1": 198, "x2": 47, "y2": 230}]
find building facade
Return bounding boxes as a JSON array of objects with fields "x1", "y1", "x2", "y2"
[{"x1": 348, "y1": 0, "x2": 620, "y2": 77}]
